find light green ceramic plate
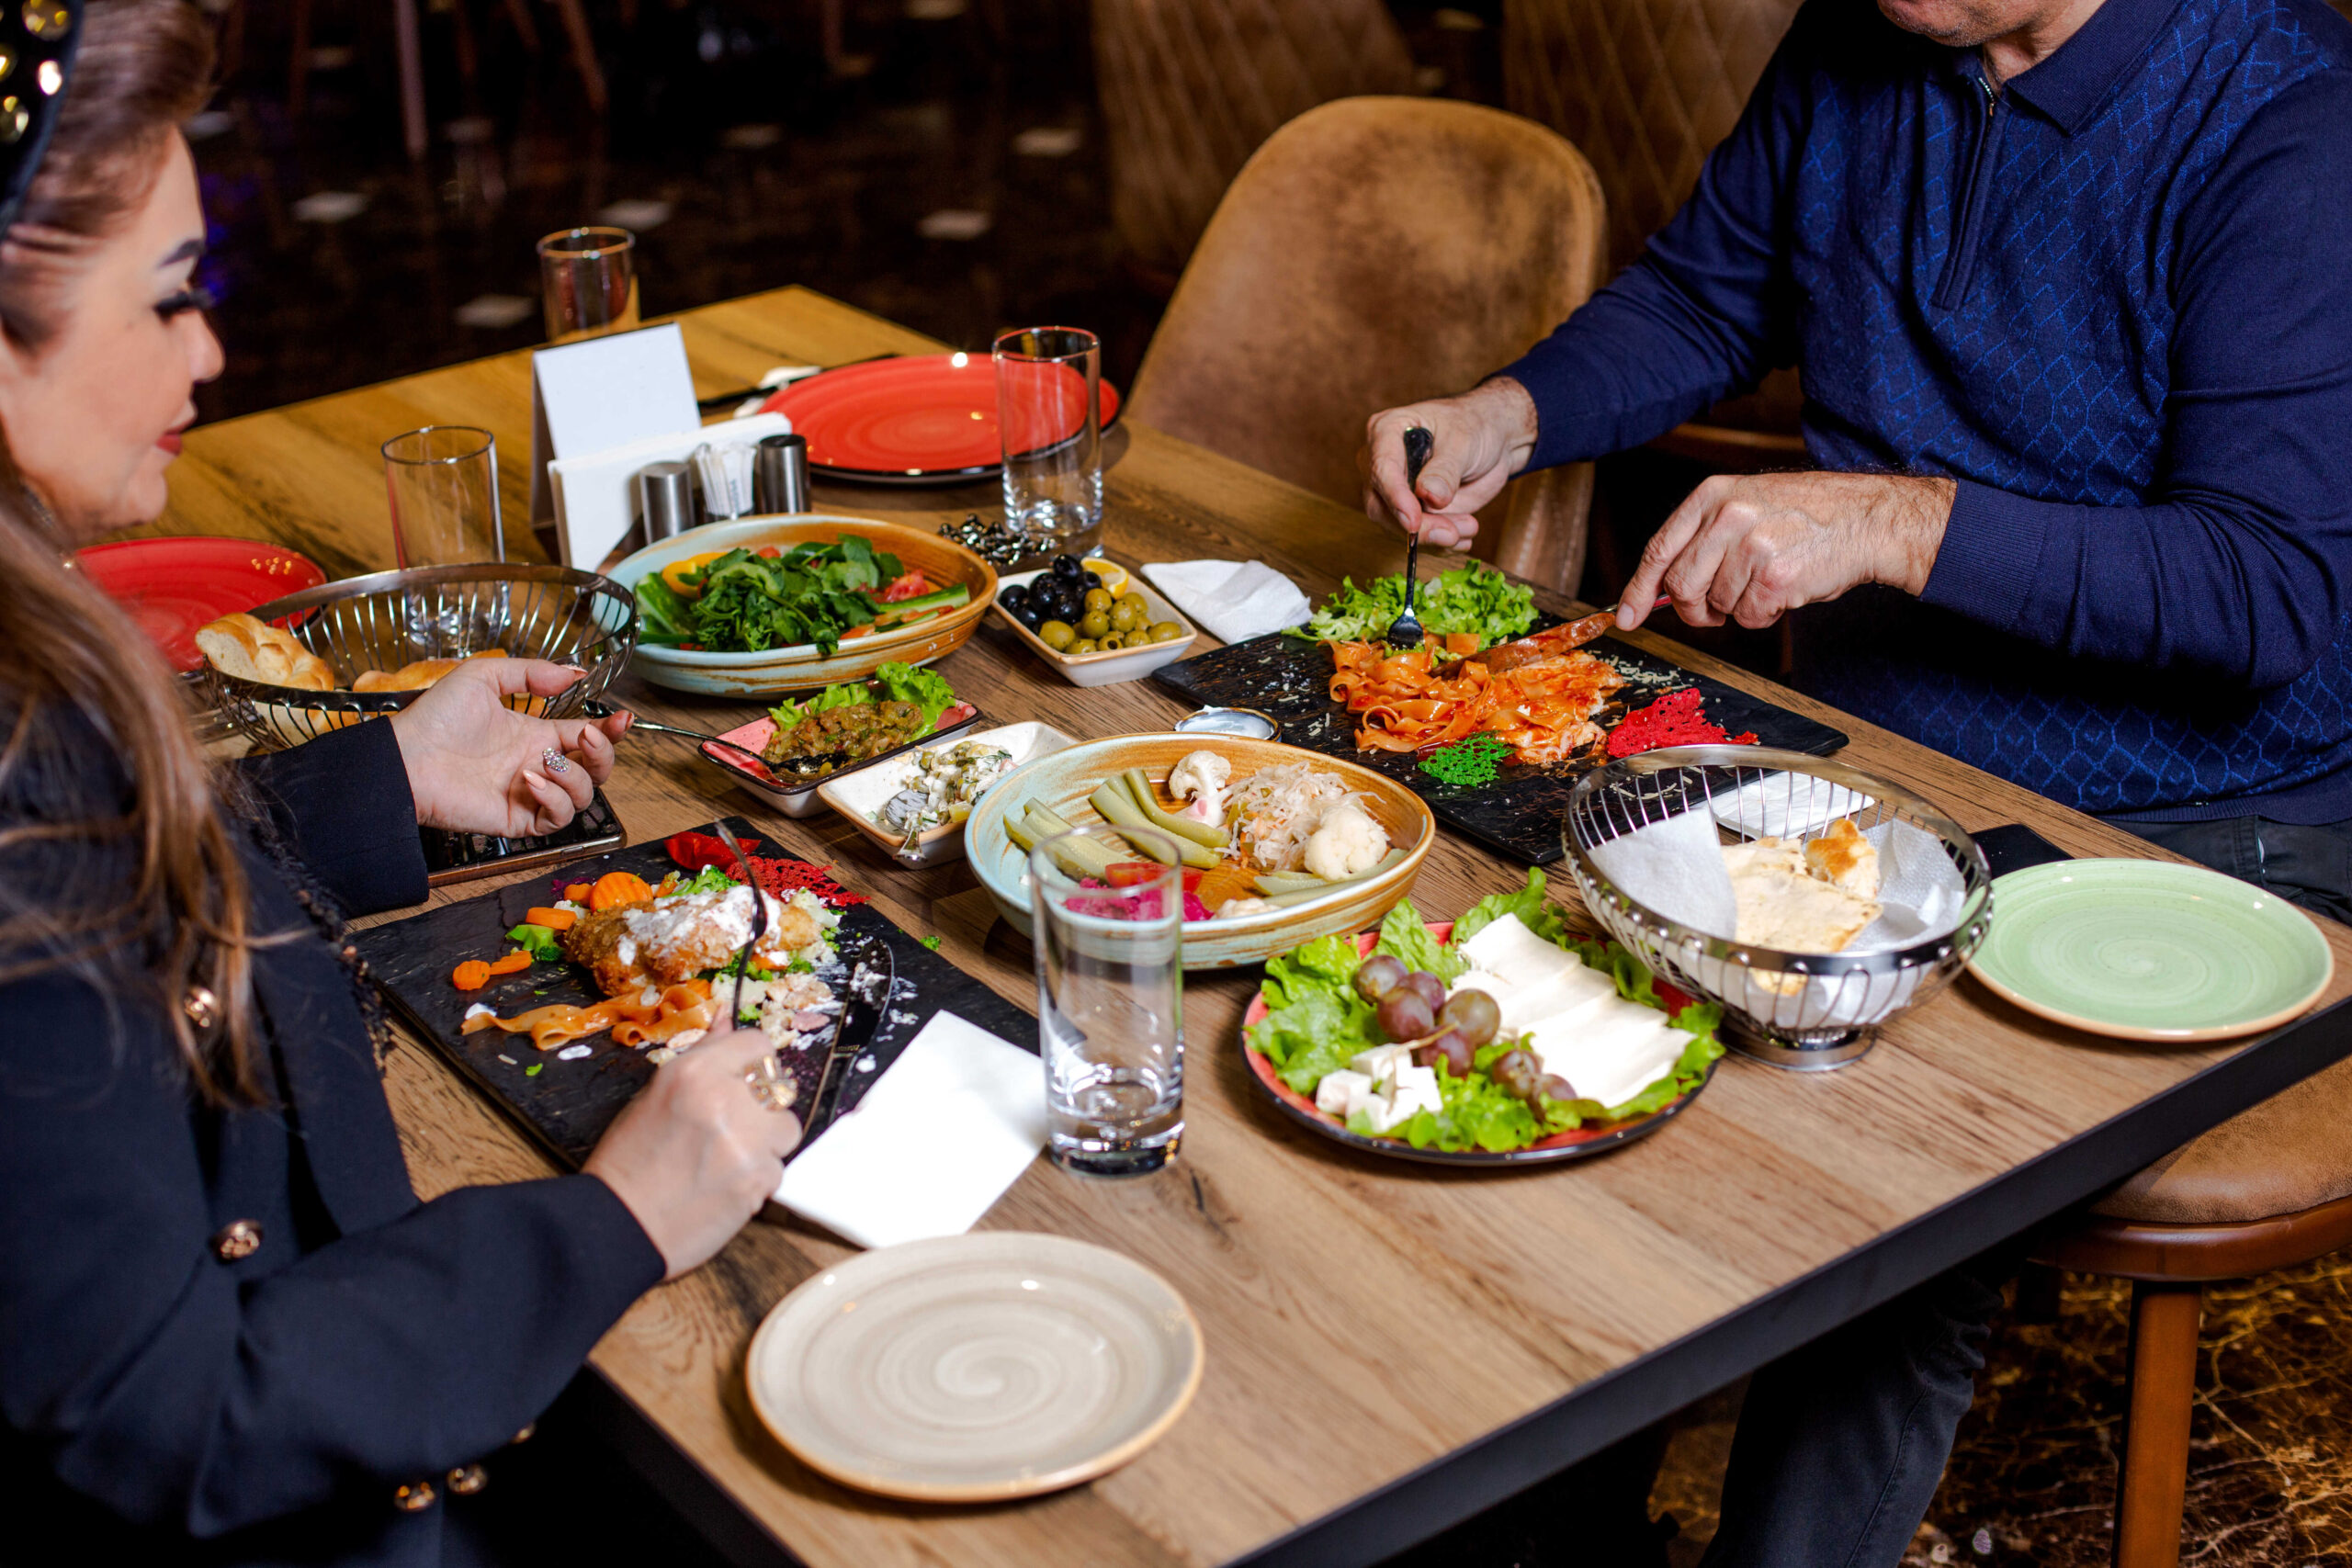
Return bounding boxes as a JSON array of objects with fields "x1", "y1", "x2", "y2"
[{"x1": 1967, "y1": 859, "x2": 2334, "y2": 1042}]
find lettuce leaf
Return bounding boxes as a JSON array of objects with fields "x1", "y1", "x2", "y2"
[
  {"x1": 873, "y1": 660, "x2": 957, "y2": 728},
  {"x1": 767, "y1": 682, "x2": 870, "y2": 729},
  {"x1": 1453, "y1": 866, "x2": 1572, "y2": 949},
  {"x1": 1289, "y1": 563, "x2": 1537, "y2": 648},
  {"x1": 1374, "y1": 898, "x2": 1466, "y2": 982}
]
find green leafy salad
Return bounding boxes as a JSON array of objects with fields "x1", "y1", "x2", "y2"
[
  {"x1": 1246, "y1": 871, "x2": 1724, "y2": 1154},
  {"x1": 637, "y1": 536, "x2": 970, "y2": 657},
  {"x1": 1288, "y1": 562, "x2": 1537, "y2": 649}
]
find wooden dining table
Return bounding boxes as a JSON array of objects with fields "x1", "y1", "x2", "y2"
[{"x1": 143, "y1": 285, "x2": 2352, "y2": 1567}]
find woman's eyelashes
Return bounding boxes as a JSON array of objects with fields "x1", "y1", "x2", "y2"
[{"x1": 153, "y1": 283, "x2": 216, "y2": 321}]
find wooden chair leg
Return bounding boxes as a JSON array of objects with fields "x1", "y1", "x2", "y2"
[
  {"x1": 2115, "y1": 1280, "x2": 2200, "y2": 1568},
  {"x1": 547, "y1": 0, "x2": 608, "y2": 113},
  {"x1": 393, "y1": 0, "x2": 427, "y2": 162}
]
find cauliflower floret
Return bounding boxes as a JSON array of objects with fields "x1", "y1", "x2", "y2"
[
  {"x1": 1216, "y1": 896, "x2": 1282, "y2": 919},
  {"x1": 1168, "y1": 750, "x2": 1232, "y2": 824},
  {"x1": 1302, "y1": 806, "x2": 1388, "y2": 881}
]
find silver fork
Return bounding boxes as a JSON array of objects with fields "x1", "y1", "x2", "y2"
[{"x1": 1385, "y1": 425, "x2": 1436, "y2": 649}]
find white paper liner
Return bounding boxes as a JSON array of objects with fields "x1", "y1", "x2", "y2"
[{"x1": 1710, "y1": 772, "x2": 1876, "y2": 840}]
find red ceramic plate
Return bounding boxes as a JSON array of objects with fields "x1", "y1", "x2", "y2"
[
  {"x1": 1240, "y1": 922, "x2": 1717, "y2": 1166},
  {"x1": 762, "y1": 354, "x2": 1123, "y2": 484},
  {"x1": 75, "y1": 536, "x2": 327, "y2": 672}
]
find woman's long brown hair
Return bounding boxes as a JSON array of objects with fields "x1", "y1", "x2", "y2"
[{"x1": 0, "y1": 2, "x2": 269, "y2": 1104}]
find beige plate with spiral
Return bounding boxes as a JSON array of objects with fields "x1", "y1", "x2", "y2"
[{"x1": 744, "y1": 1232, "x2": 1204, "y2": 1501}]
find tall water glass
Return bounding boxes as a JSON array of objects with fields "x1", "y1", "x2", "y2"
[
  {"x1": 1030, "y1": 824, "x2": 1183, "y2": 1177},
  {"x1": 384, "y1": 425, "x2": 503, "y2": 648},
  {"x1": 537, "y1": 226, "x2": 639, "y2": 343},
  {"x1": 994, "y1": 326, "x2": 1102, "y2": 553}
]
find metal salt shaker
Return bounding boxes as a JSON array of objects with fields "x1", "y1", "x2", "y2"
[
  {"x1": 635, "y1": 460, "x2": 695, "y2": 542},
  {"x1": 755, "y1": 433, "x2": 811, "y2": 515}
]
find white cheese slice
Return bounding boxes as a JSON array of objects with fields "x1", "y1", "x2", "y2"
[
  {"x1": 1489, "y1": 963, "x2": 1616, "y2": 1035},
  {"x1": 1456, "y1": 913, "x2": 1583, "y2": 987},
  {"x1": 1360, "y1": 1088, "x2": 1416, "y2": 1134},
  {"x1": 1446, "y1": 968, "x2": 1517, "y2": 1005},
  {"x1": 1315, "y1": 1069, "x2": 1374, "y2": 1119},
  {"x1": 1523, "y1": 998, "x2": 1691, "y2": 1111}
]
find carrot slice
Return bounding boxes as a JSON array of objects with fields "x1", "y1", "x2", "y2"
[
  {"x1": 486, "y1": 951, "x2": 533, "y2": 976},
  {"x1": 563, "y1": 883, "x2": 592, "y2": 903},
  {"x1": 589, "y1": 871, "x2": 654, "y2": 911},
  {"x1": 524, "y1": 907, "x2": 576, "y2": 931},
  {"x1": 451, "y1": 960, "x2": 492, "y2": 991}
]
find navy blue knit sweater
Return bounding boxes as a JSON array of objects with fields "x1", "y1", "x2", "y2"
[{"x1": 1502, "y1": 0, "x2": 2352, "y2": 822}]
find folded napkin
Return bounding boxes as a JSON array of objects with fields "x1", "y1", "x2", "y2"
[
  {"x1": 774, "y1": 1011, "x2": 1046, "y2": 1250},
  {"x1": 1141, "y1": 559, "x2": 1313, "y2": 645}
]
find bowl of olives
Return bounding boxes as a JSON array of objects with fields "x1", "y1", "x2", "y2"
[{"x1": 989, "y1": 554, "x2": 1199, "y2": 687}]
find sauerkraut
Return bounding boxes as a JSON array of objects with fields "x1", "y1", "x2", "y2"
[{"x1": 1229, "y1": 762, "x2": 1386, "y2": 872}]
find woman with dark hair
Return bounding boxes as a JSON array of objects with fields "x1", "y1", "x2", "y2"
[{"x1": 0, "y1": 5, "x2": 803, "y2": 1561}]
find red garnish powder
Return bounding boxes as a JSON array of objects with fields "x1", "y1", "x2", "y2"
[
  {"x1": 1606, "y1": 688, "x2": 1759, "y2": 758},
  {"x1": 664, "y1": 830, "x2": 868, "y2": 908}
]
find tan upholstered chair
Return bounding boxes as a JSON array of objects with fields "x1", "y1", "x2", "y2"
[
  {"x1": 1503, "y1": 0, "x2": 1807, "y2": 469},
  {"x1": 1127, "y1": 96, "x2": 1609, "y2": 596},
  {"x1": 2030, "y1": 1056, "x2": 2352, "y2": 1568},
  {"x1": 1090, "y1": 0, "x2": 1419, "y2": 293}
]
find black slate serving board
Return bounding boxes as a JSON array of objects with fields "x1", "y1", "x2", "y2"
[
  {"x1": 1152, "y1": 621, "x2": 1849, "y2": 864},
  {"x1": 357, "y1": 817, "x2": 1035, "y2": 1168}
]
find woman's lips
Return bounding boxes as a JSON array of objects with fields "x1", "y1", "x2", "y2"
[{"x1": 156, "y1": 432, "x2": 183, "y2": 456}]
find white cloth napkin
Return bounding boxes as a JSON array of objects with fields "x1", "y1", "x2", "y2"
[
  {"x1": 1141, "y1": 559, "x2": 1313, "y2": 644},
  {"x1": 774, "y1": 1011, "x2": 1046, "y2": 1250}
]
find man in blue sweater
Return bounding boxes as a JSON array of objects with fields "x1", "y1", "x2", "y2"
[
  {"x1": 1364, "y1": 0, "x2": 2352, "y2": 1559},
  {"x1": 1371, "y1": 0, "x2": 2352, "y2": 914}
]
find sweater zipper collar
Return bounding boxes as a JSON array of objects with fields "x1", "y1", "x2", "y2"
[{"x1": 1932, "y1": 64, "x2": 2006, "y2": 310}]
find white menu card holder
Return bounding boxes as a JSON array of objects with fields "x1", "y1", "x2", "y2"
[{"x1": 527, "y1": 322, "x2": 701, "y2": 567}]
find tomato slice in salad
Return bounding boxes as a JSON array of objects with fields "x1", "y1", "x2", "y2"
[{"x1": 877, "y1": 570, "x2": 935, "y2": 603}]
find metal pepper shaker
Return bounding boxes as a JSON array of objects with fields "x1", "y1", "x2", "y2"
[
  {"x1": 635, "y1": 460, "x2": 695, "y2": 542},
  {"x1": 756, "y1": 433, "x2": 811, "y2": 515}
]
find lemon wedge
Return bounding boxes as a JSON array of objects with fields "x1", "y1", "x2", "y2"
[{"x1": 1080, "y1": 558, "x2": 1131, "y2": 597}]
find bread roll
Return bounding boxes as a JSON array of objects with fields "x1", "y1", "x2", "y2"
[
  {"x1": 1723, "y1": 834, "x2": 1880, "y2": 957},
  {"x1": 352, "y1": 649, "x2": 508, "y2": 693},
  {"x1": 195, "y1": 612, "x2": 334, "y2": 692}
]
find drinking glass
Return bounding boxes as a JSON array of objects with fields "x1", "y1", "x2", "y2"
[
  {"x1": 994, "y1": 326, "x2": 1102, "y2": 553},
  {"x1": 1029, "y1": 823, "x2": 1184, "y2": 1177},
  {"x1": 383, "y1": 425, "x2": 503, "y2": 648},
  {"x1": 537, "y1": 226, "x2": 639, "y2": 343}
]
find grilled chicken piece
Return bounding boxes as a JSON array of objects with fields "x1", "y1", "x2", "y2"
[
  {"x1": 1439, "y1": 610, "x2": 1615, "y2": 678},
  {"x1": 564, "y1": 885, "x2": 821, "y2": 998}
]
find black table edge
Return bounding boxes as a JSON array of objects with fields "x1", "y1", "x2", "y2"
[{"x1": 1234, "y1": 993, "x2": 2352, "y2": 1568}]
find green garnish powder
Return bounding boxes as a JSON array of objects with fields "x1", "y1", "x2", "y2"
[{"x1": 1419, "y1": 734, "x2": 1514, "y2": 788}]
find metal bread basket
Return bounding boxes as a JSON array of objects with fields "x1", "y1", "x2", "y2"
[
  {"x1": 1562, "y1": 746, "x2": 1993, "y2": 1069},
  {"x1": 202, "y1": 563, "x2": 639, "y2": 750}
]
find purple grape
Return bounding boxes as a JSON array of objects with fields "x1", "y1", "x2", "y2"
[
  {"x1": 1399, "y1": 971, "x2": 1445, "y2": 1011},
  {"x1": 1412, "y1": 1030, "x2": 1475, "y2": 1079},
  {"x1": 1374, "y1": 987, "x2": 1434, "y2": 1042},
  {"x1": 1535, "y1": 1074, "x2": 1578, "y2": 1104},
  {"x1": 1490, "y1": 1048, "x2": 1540, "y2": 1098},
  {"x1": 1353, "y1": 953, "x2": 1408, "y2": 1004},
  {"x1": 1438, "y1": 988, "x2": 1500, "y2": 1046}
]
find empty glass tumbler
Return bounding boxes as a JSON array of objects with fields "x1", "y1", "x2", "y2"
[
  {"x1": 537, "y1": 226, "x2": 639, "y2": 343},
  {"x1": 993, "y1": 325, "x2": 1102, "y2": 552},
  {"x1": 383, "y1": 425, "x2": 504, "y2": 648},
  {"x1": 1029, "y1": 823, "x2": 1184, "y2": 1177}
]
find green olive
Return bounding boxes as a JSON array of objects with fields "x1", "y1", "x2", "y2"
[
  {"x1": 1117, "y1": 592, "x2": 1148, "y2": 616},
  {"x1": 1109, "y1": 601, "x2": 1144, "y2": 633},
  {"x1": 1078, "y1": 609, "x2": 1112, "y2": 639},
  {"x1": 1039, "y1": 619, "x2": 1076, "y2": 650},
  {"x1": 1098, "y1": 632, "x2": 1126, "y2": 651},
  {"x1": 1082, "y1": 587, "x2": 1113, "y2": 613},
  {"x1": 1148, "y1": 620, "x2": 1184, "y2": 643},
  {"x1": 1069, "y1": 637, "x2": 1099, "y2": 656}
]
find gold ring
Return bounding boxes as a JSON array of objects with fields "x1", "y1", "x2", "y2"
[{"x1": 744, "y1": 1067, "x2": 797, "y2": 1113}]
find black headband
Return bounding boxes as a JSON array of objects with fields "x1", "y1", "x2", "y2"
[{"x1": 1, "y1": 0, "x2": 82, "y2": 235}]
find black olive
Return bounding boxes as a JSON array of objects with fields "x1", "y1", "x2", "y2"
[
  {"x1": 1000, "y1": 584, "x2": 1029, "y2": 611},
  {"x1": 1052, "y1": 555, "x2": 1083, "y2": 581},
  {"x1": 1017, "y1": 604, "x2": 1046, "y2": 630}
]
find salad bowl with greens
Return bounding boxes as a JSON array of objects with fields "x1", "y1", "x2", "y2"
[
  {"x1": 1242, "y1": 871, "x2": 1724, "y2": 1165},
  {"x1": 607, "y1": 516, "x2": 995, "y2": 696}
]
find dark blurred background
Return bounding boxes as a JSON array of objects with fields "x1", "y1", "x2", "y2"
[{"x1": 188, "y1": 0, "x2": 1505, "y2": 423}]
